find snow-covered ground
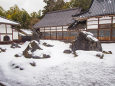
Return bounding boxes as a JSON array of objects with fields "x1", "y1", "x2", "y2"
[{"x1": 0, "y1": 40, "x2": 115, "y2": 86}]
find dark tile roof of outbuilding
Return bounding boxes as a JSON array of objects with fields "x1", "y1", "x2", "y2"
[
  {"x1": 74, "y1": 0, "x2": 115, "y2": 19},
  {"x1": 33, "y1": 8, "x2": 81, "y2": 28}
]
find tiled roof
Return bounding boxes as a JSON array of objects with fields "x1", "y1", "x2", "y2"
[
  {"x1": 33, "y1": 8, "x2": 81, "y2": 28},
  {"x1": 74, "y1": 0, "x2": 115, "y2": 19}
]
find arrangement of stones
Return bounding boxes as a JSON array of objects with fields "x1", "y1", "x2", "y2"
[
  {"x1": 15, "y1": 30, "x2": 112, "y2": 60},
  {"x1": 23, "y1": 40, "x2": 53, "y2": 59},
  {"x1": 70, "y1": 31, "x2": 112, "y2": 59},
  {"x1": 11, "y1": 43, "x2": 21, "y2": 48},
  {"x1": 10, "y1": 61, "x2": 36, "y2": 71}
]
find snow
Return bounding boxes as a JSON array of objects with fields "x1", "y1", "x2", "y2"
[
  {"x1": 108, "y1": 0, "x2": 112, "y2": 3},
  {"x1": 0, "y1": 40, "x2": 115, "y2": 86},
  {"x1": 82, "y1": 31, "x2": 98, "y2": 41},
  {"x1": 20, "y1": 29, "x2": 33, "y2": 35},
  {"x1": 0, "y1": 17, "x2": 19, "y2": 25}
]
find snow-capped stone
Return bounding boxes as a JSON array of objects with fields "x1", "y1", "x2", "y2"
[
  {"x1": 23, "y1": 40, "x2": 42, "y2": 58},
  {"x1": 71, "y1": 31, "x2": 102, "y2": 52}
]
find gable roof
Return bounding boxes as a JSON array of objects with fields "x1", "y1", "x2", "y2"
[
  {"x1": 74, "y1": 0, "x2": 115, "y2": 19},
  {"x1": 0, "y1": 16, "x2": 19, "y2": 25},
  {"x1": 34, "y1": 8, "x2": 81, "y2": 28}
]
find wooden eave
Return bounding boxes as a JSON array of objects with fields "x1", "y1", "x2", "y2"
[{"x1": 74, "y1": 14, "x2": 115, "y2": 21}]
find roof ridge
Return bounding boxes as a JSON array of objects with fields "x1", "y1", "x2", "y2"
[{"x1": 47, "y1": 7, "x2": 80, "y2": 14}]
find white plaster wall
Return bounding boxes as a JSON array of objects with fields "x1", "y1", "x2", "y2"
[
  {"x1": 57, "y1": 26, "x2": 62, "y2": 31},
  {"x1": 13, "y1": 31, "x2": 18, "y2": 40},
  {"x1": 45, "y1": 29, "x2": 50, "y2": 32},
  {"x1": 99, "y1": 19, "x2": 111, "y2": 24},
  {"x1": 87, "y1": 25, "x2": 98, "y2": 29},
  {"x1": 87, "y1": 18, "x2": 98, "y2": 29},
  {"x1": 113, "y1": 17, "x2": 115, "y2": 23},
  {"x1": 63, "y1": 29, "x2": 67, "y2": 31},
  {"x1": 87, "y1": 21, "x2": 98, "y2": 25},
  {"x1": 63, "y1": 26, "x2": 68, "y2": 31},
  {"x1": 87, "y1": 16, "x2": 112, "y2": 29},
  {"x1": 0, "y1": 24, "x2": 6, "y2": 33},
  {"x1": 45, "y1": 27, "x2": 50, "y2": 29},
  {"x1": 88, "y1": 18, "x2": 98, "y2": 21},
  {"x1": 40, "y1": 26, "x2": 69, "y2": 32},
  {"x1": 63, "y1": 26, "x2": 68, "y2": 28},
  {"x1": 99, "y1": 16, "x2": 111, "y2": 24},
  {"x1": 40, "y1": 28, "x2": 45, "y2": 32},
  {"x1": 100, "y1": 16, "x2": 111, "y2": 20},
  {"x1": 7, "y1": 25, "x2": 12, "y2": 33},
  {"x1": 1, "y1": 35, "x2": 12, "y2": 41},
  {"x1": 50, "y1": 27, "x2": 56, "y2": 32},
  {"x1": 51, "y1": 27, "x2": 56, "y2": 29}
]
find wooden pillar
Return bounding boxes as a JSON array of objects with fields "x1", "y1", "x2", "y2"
[
  {"x1": 5, "y1": 24, "x2": 7, "y2": 34},
  {"x1": 111, "y1": 16, "x2": 113, "y2": 41},
  {"x1": 62, "y1": 26, "x2": 63, "y2": 40},
  {"x1": 68, "y1": 30, "x2": 71, "y2": 42},
  {"x1": 56, "y1": 27, "x2": 57, "y2": 40},
  {"x1": 0, "y1": 25, "x2": 1, "y2": 41},
  {"x1": 86, "y1": 20, "x2": 88, "y2": 31},
  {"x1": 44, "y1": 27, "x2": 45, "y2": 39},
  {"x1": 97, "y1": 17, "x2": 99, "y2": 39},
  {"x1": 18, "y1": 31, "x2": 19, "y2": 40},
  {"x1": 12, "y1": 28, "x2": 13, "y2": 41},
  {"x1": 50, "y1": 27, "x2": 51, "y2": 39},
  {"x1": 0, "y1": 33, "x2": 1, "y2": 41}
]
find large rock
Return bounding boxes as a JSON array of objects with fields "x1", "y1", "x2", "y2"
[
  {"x1": 71, "y1": 31, "x2": 102, "y2": 52},
  {"x1": 23, "y1": 40, "x2": 51, "y2": 59},
  {"x1": 23, "y1": 40, "x2": 42, "y2": 58},
  {"x1": 31, "y1": 29, "x2": 40, "y2": 42}
]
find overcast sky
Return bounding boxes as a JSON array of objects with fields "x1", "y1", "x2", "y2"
[{"x1": 0, "y1": 0, "x2": 46, "y2": 14}]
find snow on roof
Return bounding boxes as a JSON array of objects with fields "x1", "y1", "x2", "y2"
[
  {"x1": 21, "y1": 29, "x2": 32, "y2": 35},
  {"x1": 0, "y1": 16, "x2": 19, "y2": 25},
  {"x1": 19, "y1": 29, "x2": 33, "y2": 36}
]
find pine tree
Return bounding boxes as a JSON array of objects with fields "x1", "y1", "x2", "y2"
[
  {"x1": 0, "y1": 6, "x2": 5, "y2": 16},
  {"x1": 70, "y1": 0, "x2": 92, "y2": 11}
]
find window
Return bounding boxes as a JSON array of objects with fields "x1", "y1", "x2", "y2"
[
  {"x1": 51, "y1": 32, "x2": 56, "y2": 39},
  {"x1": 87, "y1": 30, "x2": 98, "y2": 37},
  {"x1": 63, "y1": 31, "x2": 68, "y2": 37},
  {"x1": 70, "y1": 31, "x2": 77, "y2": 37},
  {"x1": 43, "y1": 32, "x2": 50, "y2": 39},
  {"x1": 0, "y1": 24, "x2": 6, "y2": 33},
  {"x1": 99, "y1": 29, "x2": 110, "y2": 40},
  {"x1": 112, "y1": 29, "x2": 115, "y2": 40},
  {"x1": 99, "y1": 24, "x2": 111, "y2": 29},
  {"x1": 57, "y1": 32, "x2": 62, "y2": 40},
  {"x1": 112, "y1": 24, "x2": 115, "y2": 29}
]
